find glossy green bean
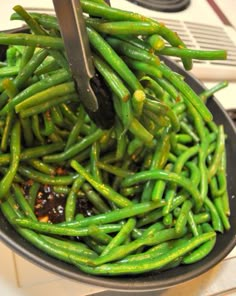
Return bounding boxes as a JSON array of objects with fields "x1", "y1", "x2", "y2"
[
  {"x1": 43, "y1": 129, "x2": 104, "y2": 163},
  {"x1": 87, "y1": 26, "x2": 142, "y2": 92},
  {"x1": 60, "y1": 199, "x2": 165, "y2": 228},
  {"x1": 0, "y1": 120, "x2": 21, "y2": 200},
  {"x1": 71, "y1": 160, "x2": 132, "y2": 208},
  {"x1": 101, "y1": 218, "x2": 136, "y2": 256},
  {"x1": 121, "y1": 169, "x2": 203, "y2": 212},
  {"x1": 77, "y1": 232, "x2": 215, "y2": 275},
  {"x1": 93, "y1": 53, "x2": 130, "y2": 102},
  {"x1": 158, "y1": 47, "x2": 226, "y2": 60},
  {"x1": 158, "y1": 63, "x2": 212, "y2": 122},
  {"x1": 94, "y1": 226, "x2": 186, "y2": 265},
  {"x1": 106, "y1": 37, "x2": 160, "y2": 65},
  {"x1": 182, "y1": 223, "x2": 216, "y2": 264},
  {"x1": 0, "y1": 69, "x2": 71, "y2": 115},
  {"x1": 82, "y1": 183, "x2": 110, "y2": 213},
  {"x1": 175, "y1": 200, "x2": 193, "y2": 234}
]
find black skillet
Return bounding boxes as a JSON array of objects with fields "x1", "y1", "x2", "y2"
[{"x1": 0, "y1": 28, "x2": 235, "y2": 292}]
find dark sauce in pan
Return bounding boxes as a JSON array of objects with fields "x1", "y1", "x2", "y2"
[{"x1": 23, "y1": 182, "x2": 94, "y2": 224}]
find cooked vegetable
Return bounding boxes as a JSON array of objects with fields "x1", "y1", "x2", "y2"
[{"x1": 0, "y1": 3, "x2": 230, "y2": 277}]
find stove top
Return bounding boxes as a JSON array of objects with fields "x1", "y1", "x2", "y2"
[{"x1": 126, "y1": 0, "x2": 191, "y2": 12}]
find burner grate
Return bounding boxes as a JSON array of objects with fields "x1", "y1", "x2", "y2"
[{"x1": 126, "y1": 0, "x2": 191, "y2": 12}]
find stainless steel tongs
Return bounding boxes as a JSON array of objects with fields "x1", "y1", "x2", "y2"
[{"x1": 52, "y1": 0, "x2": 114, "y2": 129}]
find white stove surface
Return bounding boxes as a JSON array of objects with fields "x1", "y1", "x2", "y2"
[{"x1": 0, "y1": 1, "x2": 236, "y2": 295}]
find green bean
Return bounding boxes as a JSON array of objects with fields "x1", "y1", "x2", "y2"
[
  {"x1": 0, "y1": 65, "x2": 19, "y2": 77},
  {"x1": 19, "y1": 93, "x2": 78, "y2": 118},
  {"x1": 13, "y1": 5, "x2": 69, "y2": 71},
  {"x1": 137, "y1": 194, "x2": 187, "y2": 227},
  {"x1": 124, "y1": 57, "x2": 162, "y2": 79},
  {"x1": 93, "y1": 53, "x2": 130, "y2": 102},
  {"x1": 43, "y1": 129, "x2": 104, "y2": 163},
  {"x1": 163, "y1": 213, "x2": 173, "y2": 227},
  {"x1": 94, "y1": 226, "x2": 186, "y2": 265},
  {"x1": 14, "y1": 217, "x2": 121, "y2": 237},
  {"x1": 193, "y1": 212, "x2": 211, "y2": 224},
  {"x1": 101, "y1": 218, "x2": 136, "y2": 256},
  {"x1": 41, "y1": 235, "x2": 98, "y2": 258},
  {"x1": 27, "y1": 181, "x2": 40, "y2": 210},
  {"x1": 18, "y1": 166, "x2": 79, "y2": 186},
  {"x1": 187, "y1": 210, "x2": 199, "y2": 237},
  {"x1": 175, "y1": 200, "x2": 193, "y2": 234},
  {"x1": 0, "y1": 32, "x2": 61, "y2": 48},
  {"x1": 50, "y1": 105, "x2": 64, "y2": 125},
  {"x1": 140, "y1": 76, "x2": 165, "y2": 99},
  {"x1": 200, "y1": 81, "x2": 228, "y2": 103},
  {"x1": 0, "y1": 142, "x2": 65, "y2": 166},
  {"x1": 131, "y1": 89, "x2": 146, "y2": 117},
  {"x1": 128, "y1": 117, "x2": 154, "y2": 144},
  {"x1": 82, "y1": 237, "x2": 105, "y2": 254},
  {"x1": 0, "y1": 69, "x2": 71, "y2": 115},
  {"x1": 96, "y1": 161, "x2": 132, "y2": 178},
  {"x1": 81, "y1": 2, "x2": 191, "y2": 67},
  {"x1": 78, "y1": 232, "x2": 216, "y2": 275},
  {"x1": 71, "y1": 160, "x2": 132, "y2": 208},
  {"x1": 87, "y1": 26, "x2": 142, "y2": 92},
  {"x1": 121, "y1": 169, "x2": 203, "y2": 212},
  {"x1": 15, "y1": 49, "x2": 47, "y2": 90},
  {"x1": 26, "y1": 159, "x2": 55, "y2": 176},
  {"x1": 147, "y1": 34, "x2": 165, "y2": 50},
  {"x1": 0, "y1": 200, "x2": 95, "y2": 266},
  {"x1": 158, "y1": 47, "x2": 227, "y2": 60},
  {"x1": 0, "y1": 120, "x2": 21, "y2": 200},
  {"x1": 222, "y1": 190, "x2": 230, "y2": 216},
  {"x1": 204, "y1": 197, "x2": 223, "y2": 233},
  {"x1": 180, "y1": 121, "x2": 199, "y2": 143},
  {"x1": 88, "y1": 224, "x2": 112, "y2": 245},
  {"x1": 12, "y1": 183, "x2": 37, "y2": 221},
  {"x1": 106, "y1": 37, "x2": 160, "y2": 66},
  {"x1": 6, "y1": 46, "x2": 18, "y2": 66},
  {"x1": 208, "y1": 125, "x2": 225, "y2": 180},
  {"x1": 11, "y1": 12, "x2": 59, "y2": 31},
  {"x1": 64, "y1": 176, "x2": 84, "y2": 222},
  {"x1": 1, "y1": 110, "x2": 14, "y2": 152},
  {"x1": 162, "y1": 145, "x2": 199, "y2": 215},
  {"x1": 20, "y1": 116, "x2": 34, "y2": 146},
  {"x1": 31, "y1": 115, "x2": 44, "y2": 144},
  {"x1": 154, "y1": 77, "x2": 182, "y2": 104},
  {"x1": 214, "y1": 197, "x2": 230, "y2": 231},
  {"x1": 198, "y1": 130, "x2": 210, "y2": 202},
  {"x1": 210, "y1": 173, "x2": 226, "y2": 198},
  {"x1": 2, "y1": 77, "x2": 18, "y2": 98},
  {"x1": 141, "y1": 128, "x2": 170, "y2": 202},
  {"x1": 158, "y1": 63, "x2": 212, "y2": 122},
  {"x1": 182, "y1": 223, "x2": 216, "y2": 264},
  {"x1": 0, "y1": 3, "x2": 231, "y2": 278},
  {"x1": 15, "y1": 81, "x2": 75, "y2": 112},
  {"x1": 60, "y1": 199, "x2": 165, "y2": 229},
  {"x1": 19, "y1": 45, "x2": 35, "y2": 70},
  {"x1": 152, "y1": 163, "x2": 173, "y2": 201},
  {"x1": 53, "y1": 186, "x2": 70, "y2": 195},
  {"x1": 144, "y1": 99, "x2": 180, "y2": 132},
  {"x1": 82, "y1": 183, "x2": 110, "y2": 213},
  {"x1": 186, "y1": 162, "x2": 201, "y2": 187}
]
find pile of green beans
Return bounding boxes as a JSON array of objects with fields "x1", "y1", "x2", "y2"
[{"x1": 0, "y1": 1, "x2": 230, "y2": 276}]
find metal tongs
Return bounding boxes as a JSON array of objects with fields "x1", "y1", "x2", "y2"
[{"x1": 52, "y1": 0, "x2": 114, "y2": 129}]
